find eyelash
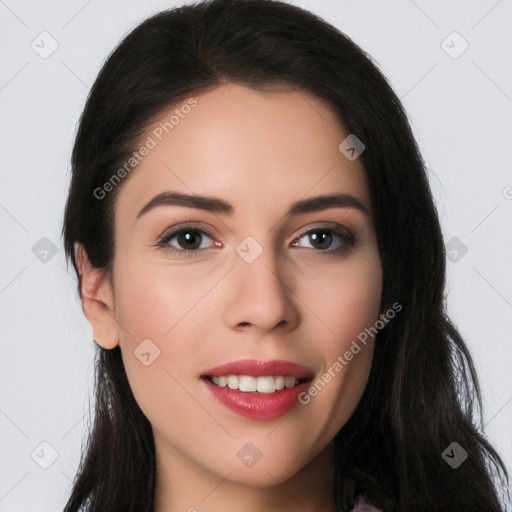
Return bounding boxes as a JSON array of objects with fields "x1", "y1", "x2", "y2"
[{"x1": 155, "y1": 223, "x2": 356, "y2": 259}]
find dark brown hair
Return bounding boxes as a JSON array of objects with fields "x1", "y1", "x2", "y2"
[{"x1": 62, "y1": 1, "x2": 509, "y2": 510}]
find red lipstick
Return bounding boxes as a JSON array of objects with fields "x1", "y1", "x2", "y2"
[{"x1": 201, "y1": 359, "x2": 315, "y2": 421}]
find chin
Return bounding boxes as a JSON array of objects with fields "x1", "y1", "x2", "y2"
[{"x1": 219, "y1": 461, "x2": 307, "y2": 488}]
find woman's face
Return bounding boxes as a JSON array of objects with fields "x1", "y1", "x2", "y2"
[{"x1": 104, "y1": 83, "x2": 382, "y2": 488}]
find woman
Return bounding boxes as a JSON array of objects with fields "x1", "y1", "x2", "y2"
[{"x1": 61, "y1": 0, "x2": 509, "y2": 510}]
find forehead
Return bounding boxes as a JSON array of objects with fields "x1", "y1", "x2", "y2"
[{"x1": 114, "y1": 83, "x2": 371, "y2": 223}]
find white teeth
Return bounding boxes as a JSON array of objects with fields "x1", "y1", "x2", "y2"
[
  {"x1": 209, "y1": 375, "x2": 300, "y2": 393},
  {"x1": 239, "y1": 375, "x2": 257, "y2": 392},
  {"x1": 227, "y1": 375, "x2": 238, "y2": 390},
  {"x1": 256, "y1": 376, "x2": 275, "y2": 393},
  {"x1": 284, "y1": 375, "x2": 296, "y2": 388}
]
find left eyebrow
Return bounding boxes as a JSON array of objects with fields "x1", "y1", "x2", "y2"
[
  {"x1": 287, "y1": 193, "x2": 370, "y2": 217},
  {"x1": 136, "y1": 191, "x2": 370, "y2": 219}
]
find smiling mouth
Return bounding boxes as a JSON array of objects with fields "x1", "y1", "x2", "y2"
[
  {"x1": 204, "y1": 374, "x2": 309, "y2": 393},
  {"x1": 201, "y1": 359, "x2": 315, "y2": 420}
]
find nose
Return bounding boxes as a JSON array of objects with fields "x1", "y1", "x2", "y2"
[{"x1": 223, "y1": 242, "x2": 300, "y2": 335}]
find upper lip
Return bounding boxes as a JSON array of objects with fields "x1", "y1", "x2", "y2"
[{"x1": 202, "y1": 359, "x2": 315, "y2": 381}]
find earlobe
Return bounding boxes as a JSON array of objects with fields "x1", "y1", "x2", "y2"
[{"x1": 74, "y1": 242, "x2": 119, "y2": 349}]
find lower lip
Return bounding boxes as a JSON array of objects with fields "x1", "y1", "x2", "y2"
[{"x1": 202, "y1": 378, "x2": 310, "y2": 421}]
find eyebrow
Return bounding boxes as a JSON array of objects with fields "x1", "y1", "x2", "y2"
[{"x1": 136, "y1": 191, "x2": 370, "y2": 219}]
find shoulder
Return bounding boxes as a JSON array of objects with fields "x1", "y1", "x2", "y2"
[{"x1": 350, "y1": 493, "x2": 384, "y2": 512}]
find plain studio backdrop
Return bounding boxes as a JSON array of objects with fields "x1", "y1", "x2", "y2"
[{"x1": 0, "y1": 1, "x2": 511, "y2": 510}]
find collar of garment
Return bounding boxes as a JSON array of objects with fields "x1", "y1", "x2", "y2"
[{"x1": 351, "y1": 493, "x2": 384, "y2": 512}]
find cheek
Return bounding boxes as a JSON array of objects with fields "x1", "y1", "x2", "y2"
[
  {"x1": 113, "y1": 254, "x2": 217, "y2": 344},
  {"x1": 111, "y1": 256, "x2": 201, "y2": 399},
  {"x1": 295, "y1": 253, "x2": 382, "y2": 437},
  {"x1": 298, "y1": 248, "x2": 383, "y2": 346}
]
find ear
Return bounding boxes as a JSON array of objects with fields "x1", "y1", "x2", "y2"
[{"x1": 74, "y1": 242, "x2": 119, "y2": 349}]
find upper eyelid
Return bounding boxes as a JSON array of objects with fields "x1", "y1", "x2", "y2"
[{"x1": 156, "y1": 221, "x2": 213, "y2": 242}]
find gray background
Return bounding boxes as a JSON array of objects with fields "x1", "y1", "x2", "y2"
[{"x1": 0, "y1": 0, "x2": 511, "y2": 510}]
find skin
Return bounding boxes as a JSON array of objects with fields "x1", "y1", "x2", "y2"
[{"x1": 76, "y1": 83, "x2": 383, "y2": 512}]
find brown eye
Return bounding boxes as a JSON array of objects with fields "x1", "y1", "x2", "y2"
[
  {"x1": 291, "y1": 226, "x2": 355, "y2": 256},
  {"x1": 157, "y1": 225, "x2": 216, "y2": 257},
  {"x1": 172, "y1": 229, "x2": 205, "y2": 250}
]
